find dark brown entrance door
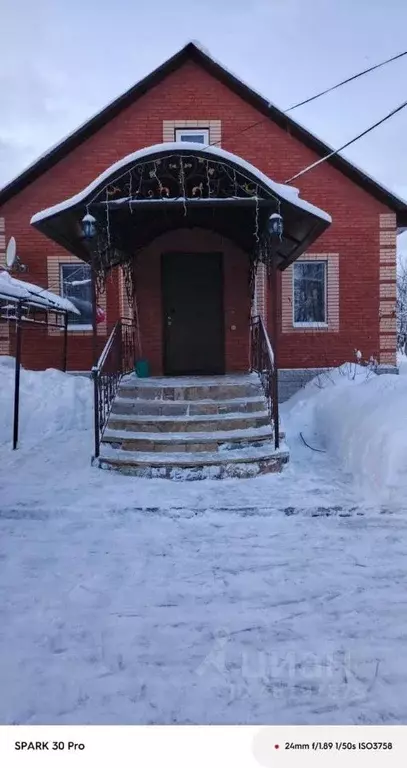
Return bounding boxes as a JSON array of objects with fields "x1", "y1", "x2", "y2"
[{"x1": 162, "y1": 252, "x2": 224, "y2": 375}]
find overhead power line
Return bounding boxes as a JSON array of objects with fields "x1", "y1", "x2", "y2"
[
  {"x1": 207, "y1": 48, "x2": 407, "y2": 163},
  {"x1": 285, "y1": 96, "x2": 407, "y2": 183},
  {"x1": 285, "y1": 50, "x2": 407, "y2": 112}
]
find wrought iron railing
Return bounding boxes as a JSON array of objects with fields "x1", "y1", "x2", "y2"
[
  {"x1": 92, "y1": 317, "x2": 136, "y2": 458},
  {"x1": 250, "y1": 315, "x2": 280, "y2": 450}
]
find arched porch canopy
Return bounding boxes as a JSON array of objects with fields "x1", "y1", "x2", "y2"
[{"x1": 31, "y1": 142, "x2": 331, "y2": 274}]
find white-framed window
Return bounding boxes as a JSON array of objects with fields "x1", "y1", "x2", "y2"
[
  {"x1": 60, "y1": 263, "x2": 93, "y2": 329},
  {"x1": 175, "y1": 127, "x2": 209, "y2": 144},
  {"x1": 293, "y1": 260, "x2": 327, "y2": 326}
]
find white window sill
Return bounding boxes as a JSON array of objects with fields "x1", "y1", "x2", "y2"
[
  {"x1": 66, "y1": 324, "x2": 93, "y2": 331},
  {"x1": 293, "y1": 322, "x2": 329, "y2": 329}
]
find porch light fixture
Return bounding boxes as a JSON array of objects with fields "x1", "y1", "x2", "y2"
[
  {"x1": 81, "y1": 213, "x2": 97, "y2": 240},
  {"x1": 268, "y1": 212, "x2": 283, "y2": 239}
]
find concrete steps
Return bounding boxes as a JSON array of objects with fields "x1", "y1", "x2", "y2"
[
  {"x1": 111, "y1": 395, "x2": 266, "y2": 417},
  {"x1": 98, "y1": 444, "x2": 289, "y2": 480},
  {"x1": 96, "y1": 373, "x2": 289, "y2": 480},
  {"x1": 107, "y1": 411, "x2": 270, "y2": 434}
]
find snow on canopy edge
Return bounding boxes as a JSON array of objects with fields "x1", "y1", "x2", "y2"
[
  {"x1": 30, "y1": 142, "x2": 332, "y2": 225},
  {"x1": 0, "y1": 270, "x2": 79, "y2": 314}
]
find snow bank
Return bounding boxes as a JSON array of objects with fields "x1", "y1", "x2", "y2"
[
  {"x1": 285, "y1": 364, "x2": 407, "y2": 505},
  {"x1": 1, "y1": 353, "x2": 406, "y2": 507},
  {"x1": 0, "y1": 357, "x2": 92, "y2": 448}
]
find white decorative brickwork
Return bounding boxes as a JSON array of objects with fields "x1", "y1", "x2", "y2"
[
  {"x1": 379, "y1": 316, "x2": 397, "y2": 333},
  {"x1": 253, "y1": 263, "x2": 267, "y2": 322},
  {"x1": 380, "y1": 334, "x2": 397, "y2": 348},
  {"x1": 0, "y1": 217, "x2": 5, "y2": 266},
  {"x1": 379, "y1": 300, "x2": 396, "y2": 317},
  {"x1": 163, "y1": 120, "x2": 221, "y2": 145},
  {"x1": 0, "y1": 217, "x2": 10, "y2": 355},
  {"x1": 119, "y1": 267, "x2": 131, "y2": 319},
  {"x1": 380, "y1": 282, "x2": 396, "y2": 299},
  {"x1": 380, "y1": 265, "x2": 396, "y2": 281},
  {"x1": 380, "y1": 351, "x2": 397, "y2": 365},
  {"x1": 380, "y1": 213, "x2": 397, "y2": 229},
  {"x1": 380, "y1": 248, "x2": 397, "y2": 263},
  {"x1": 281, "y1": 253, "x2": 339, "y2": 333},
  {"x1": 47, "y1": 254, "x2": 107, "y2": 336},
  {"x1": 378, "y1": 213, "x2": 397, "y2": 365},
  {"x1": 379, "y1": 230, "x2": 397, "y2": 247}
]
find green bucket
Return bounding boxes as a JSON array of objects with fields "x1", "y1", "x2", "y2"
[{"x1": 135, "y1": 358, "x2": 150, "y2": 378}]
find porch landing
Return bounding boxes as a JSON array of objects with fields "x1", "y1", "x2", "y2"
[{"x1": 95, "y1": 374, "x2": 289, "y2": 480}]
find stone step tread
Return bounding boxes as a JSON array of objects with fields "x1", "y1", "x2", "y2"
[
  {"x1": 107, "y1": 410, "x2": 269, "y2": 424},
  {"x1": 114, "y1": 395, "x2": 266, "y2": 406},
  {"x1": 98, "y1": 443, "x2": 289, "y2": 467},
  {"x1": 103, "y1": 425, "x2": 274, "y2": 443},
  {"x1": 120, "y1": 373, "x2": 260, "y2": 388}
]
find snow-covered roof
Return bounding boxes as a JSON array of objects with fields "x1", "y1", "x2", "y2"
[
  {"x1": 0, "y1": 271, "x2": 79, "y2": 313},
  {"x1": 30, "y1": 142, "x2": 331, "y2": 226}
]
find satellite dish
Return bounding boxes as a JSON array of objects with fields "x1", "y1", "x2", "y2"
[{"x1": 5, "y1": 237, "x2": 17, "y2": 270}]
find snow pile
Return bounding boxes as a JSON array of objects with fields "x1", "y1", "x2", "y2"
[
  {"x1": 1, "y1": 353, "x2": 406, "y2": 507},
  {"x1": 284, "y1": 364, "x2": 407, "y2": 505},
  {"x1": 0, "y1": 357, "x2": 92, "y2": 447}
]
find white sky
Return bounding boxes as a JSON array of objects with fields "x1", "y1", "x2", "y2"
[{"x1": 1, "y1": 0, "x2": 407, "y2": 245}]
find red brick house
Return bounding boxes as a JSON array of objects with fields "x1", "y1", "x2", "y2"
[{"x1": 0, "y1": 41, "x2": 405, "y2": 399}]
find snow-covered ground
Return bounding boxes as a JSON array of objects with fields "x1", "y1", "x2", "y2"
[{"x1": 1, "y1": 357, "x2": 407, "y2": 724}]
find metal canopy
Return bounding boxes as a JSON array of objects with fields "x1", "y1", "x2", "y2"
[{"x1": 31, "y1": 144, "x2": 331, "y2": 273}]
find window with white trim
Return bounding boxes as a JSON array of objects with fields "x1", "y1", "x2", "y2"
[
  {"x1": 60, "y1": 264, "x2": 93, "y2": 328},
  {"x1": 175, "y1": 127, "x2": 209, "y2": 144},
  {"x1": 293, "y1": 260, "x2": 327, "y2": 326}
]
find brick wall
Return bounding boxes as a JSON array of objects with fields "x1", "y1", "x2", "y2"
[{"x1": 0, "y1": 58, "x2": 396, "y2": 371}]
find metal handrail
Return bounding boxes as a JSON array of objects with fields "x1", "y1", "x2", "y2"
[
  {"x1": 92, "y1": 317, "x2": 136, "y2": 458},
  {"x1": 250, "y1": 314, "x2": 280, "y2": 450},
  {"x1": 94, "y1": 320, "x2": 120, "y2": 372}
]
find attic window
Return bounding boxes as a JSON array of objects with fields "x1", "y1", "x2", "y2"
[{"x1": 175, "y1": 128, "x2": 209, "y2": 144}]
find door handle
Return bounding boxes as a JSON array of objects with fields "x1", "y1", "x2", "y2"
[{"x1": 166, "y1": 314, "x2": 173, "y2": 327}]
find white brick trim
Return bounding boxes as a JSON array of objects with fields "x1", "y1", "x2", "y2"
[
  {"x1": 47, "y1": 255, "x2": 107, "y2": 336},
  {"x1": 253, "y1": 263, "x2": 267, "y2": 322},
  {"x1": 380, "y1": 334, "x2": 397, "y2": 349},
  {"x1": 380, "y1": 213, "x2": 397, "y2": 229},
  {"x1": 119, "y1": 267, "x2": 131, "y2": 319},
  {"x1": 380, "y1": 248, "x2": 397, "y2": 263},
  {"x1": 379, "y1": 301, "x2": 396, "y2": 317},
  {"x1": 0, "y1": 217, "x2": 10, "y2": 355},
  {"x1": 163, "y1": 119, "x2": 221, "y2": 145},
  {"x1": 380, "y1": 282, "x2": 396, "y2": 299},
  {"x1": 282, "y1": 253, "x2": 339, "y2": 333},
  {"x1": 378, "y1": 213, "x2": 397, "y2": 364},
  {"x1": 380, "y1": 265, "x2": 396, "y2": 281},
  {"x1": 379, "y1": 230, "x2": 397, "y2": 247},
  {"x1": 379, "y1": 316, "x2": 397, "y2": 333},
  {"x1": 380, "y1": 352, "x2": 397, "y2": 364},
  {"x1": 0, "y1": 217, "x2": 5, "y2": 265}
]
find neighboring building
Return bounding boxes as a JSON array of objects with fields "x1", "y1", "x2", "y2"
[{"x1": 0, "y1": 42, "x2": 406, "y2": 398}]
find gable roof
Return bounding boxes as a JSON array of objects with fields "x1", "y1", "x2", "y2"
[{"x1": 1, "y1": 41, "x2": 407, "y2": 225}]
